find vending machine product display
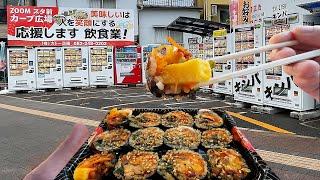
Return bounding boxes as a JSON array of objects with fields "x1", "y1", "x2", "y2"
[
  {"x1": 187, "y1": 37, "x2": 204, "y2": 59},
  {"x1": 88, "y1": 46, "x2": 114, "y2": 86},
  {"x1": 35, "y1": 47, "x2": 63, "y2": 89},
  {"x1": 212, "y1": 30, "x2": 234, "y2": 95},
  {"x1": 114, "y1": 46, "x2": 142, "y2": 85},
  {"x1": 142, "y1": 44, "x2": 160, "y2": 84},
  {"x1": 202, "y1": 36, "x2": 214, "y2": 60},
  {"x1": 7, "y1": 48, "x2": 36, "y2": 91},
  {"x1": 260, "y1": 0, "x2": 319, "y2": 111},
  {"x1": 62, "y1": 47, "x2": 89, "y2": 88},
  {"x1": 233, "y1": 26, "x2": 264, "y2": 105}
]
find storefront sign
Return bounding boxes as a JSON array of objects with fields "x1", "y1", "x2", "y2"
[
  {"x1": 238, "y1": 0, "x2": 253, "y2": 25},
  {"x1": 229, "y1": 0, "x2": 239, "y2": 26},
  {"x1": 7, "y1": 6, "x2": 134, "y2": 47}
]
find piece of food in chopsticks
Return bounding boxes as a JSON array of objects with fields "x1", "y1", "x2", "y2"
[
  {"x1": 129, "y1": 112, "x2": 161, "y2": 128},
  {"x1": 201, "y1": 128, "x2": 233, "y2": 148},
  {"x1": 113, "y1": 150, "x2": 159, "y2": 179},
  {"x1": 73, "y1": 153, "x2": 116, "y2": 180},
  {"x1": 146, "y1": 37, "x2": 212, "y2": 97},
  {"x1": 105, "y1": 108, "x2": 132, "y2": 128},
  {"x1": 93, "y1": 129, "x2": 131, "y2": 152},
  {"x1": 207, "y1": 148, "x2": 251, "y2": 179},
  {"x1": 161, "y1": 111, "x2": 194, "y2": 128},
  {"x1": 195, "y1": 109, "x2": 224, "y2": 129},
  {"x1": 164, "y1": 126, "x2": 201, "y2": 150},
  {"x1": 129, "y1": 127, "x2": 164, "y2": 151},
  {"x1": 157, "y1": 150, "x2": 207, "y2": 180}
]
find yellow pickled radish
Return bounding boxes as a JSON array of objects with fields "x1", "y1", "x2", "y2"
[
  {"x1": 73, "y1": 168, "x2": 92, "y2": 180},
  {"x1": 160, "y1": 59, "x2": 212, "y2": 84}
]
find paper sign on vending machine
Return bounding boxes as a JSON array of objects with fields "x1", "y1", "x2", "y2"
[
  {"x1": 35, "y1": 47, "x2": 63, "y2": 89},
  {"x1": 114, "y1": 46, "x2": 142, "y2": 85},
  {"x1": 89, "y1": 46, "x2": 114, "y2": 86},
  {"x1": 7, "y1": 48, "x2": 36, "y2": 91},
  {"x1": 62, "y1": 47, "x2": 89, "y2": 88}
]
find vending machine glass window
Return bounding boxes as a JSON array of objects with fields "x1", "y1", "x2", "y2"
[
  {"x1": 89, "y1": 46, "x2": 114, "y2": 86},
  {"x1": 62, "y1": 47, "x2": 89, "y2": 88},
  {"x1": 8, "y1": 49, "x2": 36, "y2": 91},
  {"x1": 35, "y1": 48, "x2": 63, "y2": 89}
]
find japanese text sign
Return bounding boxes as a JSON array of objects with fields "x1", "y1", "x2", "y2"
[
  {"x1": 7, "y1": 6, "x2": 134, "y2": 47},
  {"x1": 238, "y1": 0, "x2": 253, "y2": 25}
]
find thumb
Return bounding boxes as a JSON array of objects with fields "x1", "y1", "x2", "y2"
[
  {"x1": 293, "y1": 26, "x2": 320, "y2": 48},
  {"x1": 24, "y1": 123, "x2": 90, "y2": 180}
]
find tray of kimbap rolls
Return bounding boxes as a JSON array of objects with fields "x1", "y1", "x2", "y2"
[{"x1": 55, "y1": 108, "x2": 280, "y2": 180}]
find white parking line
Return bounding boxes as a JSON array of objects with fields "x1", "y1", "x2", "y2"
[
  {"x1": 165, "y1": 100, "x2": 220, "y2": 106},
  {"x1": 257, "y1": 149, "x2": 320, "y2": 171},
  {"x1": 2, "y1": 95, "x2": 108, "y2": 112},
  {"x1": 300, "y1": 120, "x2": 320, "y2": 130},
  {"x1": 55, "y1": 94, "x2": 152, "y2": 104},
  {"x1": 102, "y1": 99, "x2": 168, "y2": 109}
]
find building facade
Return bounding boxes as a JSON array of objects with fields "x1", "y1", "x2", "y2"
[{"x1": 200, "y1": 0, "x2": 230, "y2": 24}]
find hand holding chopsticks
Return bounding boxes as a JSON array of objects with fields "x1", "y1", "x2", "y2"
[{"x1": 199, "y1": 40, "x2": 320, "y2": 88}]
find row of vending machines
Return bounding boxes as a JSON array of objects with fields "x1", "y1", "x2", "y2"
[
  {"x1": 7, "y1": 46, "x2": 156, "y2": 91},
  {"x1": 209, "y1": 0, "x2": 320, "y2": 111}
]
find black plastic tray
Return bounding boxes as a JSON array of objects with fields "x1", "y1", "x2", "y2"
[{"x1": 55, "y1": 108, "x2": 280, "y2": 180}]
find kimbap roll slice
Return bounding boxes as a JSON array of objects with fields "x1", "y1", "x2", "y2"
[
  {"x1": 195, "y1": 109, "x2": 224, "y2": 129},
  {"x1": 207, "y1": 148, "x2": 251, "y2": 180},
  {"x1": 73, "y1": 153, "x2": 116, "y2": 180},
  {"x1": 164, "y1": 126, "x2": 201, "y2": 150},
  {"x1": 105, "y1": 108, "x2": 132, "y2": 128},
  {"x1": 93, "y1": 129, "x2": 131, "y2": 152},
  {"x1": 161, "y1": 111, "x2": 194, "y2": 128},
  {"x1": 201, "y1": 128, "x2": 233, "y2": 148},
  {"x1": 114, "y1": 150, "x2": 159, "y2": 179},
  {"x1": 129, "y1": 112, "x2": 161, "y2": 128},
  {"x1": 129, "y1": 127, "x2": 164, "y2": 151},
  {"x1": 158, "y1": 150, "x2": 208, "y2": 180}
]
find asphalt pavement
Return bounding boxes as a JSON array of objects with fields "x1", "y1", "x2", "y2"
[{"x1": 0, "y1": 86, "x2": 319, "y2": 179}]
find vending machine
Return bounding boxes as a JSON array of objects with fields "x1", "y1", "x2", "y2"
[
  {"x1": 212, "y1": 29, "x2": 234, "y2": 95},
  {"x1": 142, "y1": 44, "x2": 160, "y2": 84},
  {"x1": 187, "y1": 37, "x2": 203, "y2": 59},
  {"x1": 7, "y1": 48, "x2": 36, "y2": 91},
  {"x1": 114, "y1": 46, "x2": 142, "y2": 85},
  {"x1": 88, "y1": 46, "x2": 114, "y2": 86},
  {"x1": 260, "y1": 0, "x2": 320, "y2": 111},
  {"x1": 62, "y1": 47, "x2": 89, "y2": 88},
  {"x1": 233, "y1": 25, "x2": 264, "y2": 105},
  {"x1": 202, "y1": 36, "x2": 214, "y2": 60},
  {"x1": 35, "y1": 47, "x2": 63, "y2": 89}
]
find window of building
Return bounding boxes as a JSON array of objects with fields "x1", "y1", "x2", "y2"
[
  {"x1": 154, "y1": 27, "x2": 183, "y2": 45},
  {"x1": 90, "y1": 0, "x2": 116, "y2": 8},
  {"x1": 220, "y1": 7, "x2": 230, "y2": 24}
]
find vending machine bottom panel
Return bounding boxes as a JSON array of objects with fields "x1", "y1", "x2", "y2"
[
  {"x1": 212, "y1": 80, "x2": 233, "y2": 95},
  {"x1": 8, "y1": 79, "x2": 36, "y2": 91},
  {"x1": 233, "y1": 73, "x2": 264, "y2": 105},
  {"x1": 263, "y1": 74, "x2": 317, "y2": 111}
]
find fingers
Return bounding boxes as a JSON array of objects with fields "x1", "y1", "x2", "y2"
[
  {"x1": 24, "y1": 123, "x2": 90, "y2": 180},
  {"x1": 269, "y1": 31, "x2": 293, "y2": 44},
  {"x1": 270, "y1": 26, "x2": 320, "y2": 53},
  {"x1": 293, "y1": 26, "x2": 320, "y2": 48},
  {"x1": 293, "y1": 74, "x2": 320, "y2": 101}
]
